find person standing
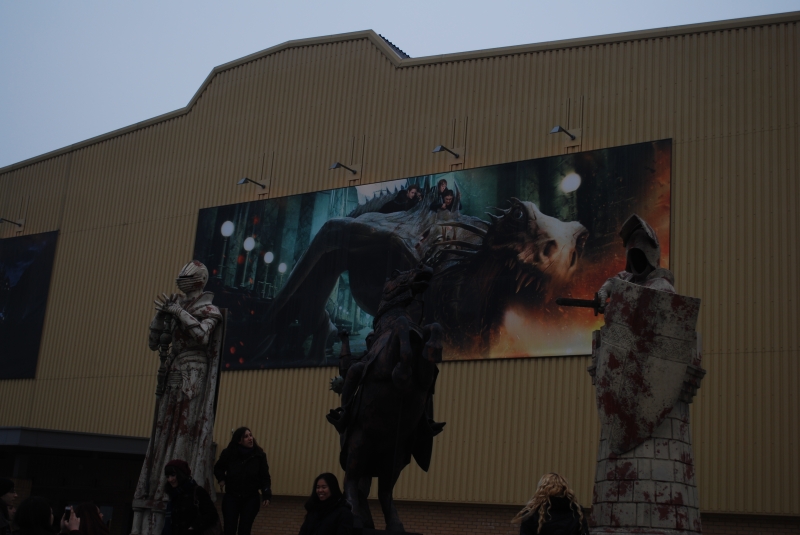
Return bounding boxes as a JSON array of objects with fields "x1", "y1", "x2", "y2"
[
  {"x1": 298, "y1": 474, "x2": 352, "y2": 535},
  {"x1": 1, "y1": 479, "x2": 17, "y2": 535},
  {"x1": 214, "y1": 428, "x2": 271, "y2": 535},
  {"x1": 164, "y1": 460, "x2": 220, "y2": 535},
  {"x1": 16, "y1": 497, "x2": 79, "y2": 535},
  {"x1": 511, "y1": 473, "x2": 588, "y2": 535},
  {"x1": 71, "y1": 503, "x2": 108, "y2": 535}
]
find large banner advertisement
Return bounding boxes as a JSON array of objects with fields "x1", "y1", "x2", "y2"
[
  {"x1": 193, "y1": 140, "x2": 671, "y2": 371},
  {"x1": 0, "y1": 231, "x2": 59, "y2": 379}
]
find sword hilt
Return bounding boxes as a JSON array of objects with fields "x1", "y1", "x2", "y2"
[{"x1": 556, "y1": 294, "x2": 604, "y2": 316}]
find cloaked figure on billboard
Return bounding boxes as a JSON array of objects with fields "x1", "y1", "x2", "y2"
[{"x1": 192, "y1": 140, "x2": 671, "y2": 370}]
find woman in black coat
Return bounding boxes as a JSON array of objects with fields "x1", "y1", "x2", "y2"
[
  {"x1": 298, "y1": 473, "x2": 352, "y2": 535},
  {"x1": 213, "y1": 428, "x2": 271, "y2": 535},
  {"x1": 164, "y1": 460, "x2": 220, "y2": 535},
  {"x1": 1, "y1": 479, "x2": 17, "y2": 535},
  {"x1": 511, "y1": 473, "x2": 588, "y2": 535}
]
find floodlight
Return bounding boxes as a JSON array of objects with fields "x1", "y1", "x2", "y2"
[
  {"x1": 432, "y1": 145, "x2": 459, "y2": 158},
  {"x1": 329, "y1": 162, "x2": 357, "y2": 174},
  {"x1": 237, "y1": 177, "x2": 266, "y2": 189},
  {"x1": 0, "y1": 218, "x2": 22, "y2": 227},
  {"x1": 549, "y1": 126, "x2": 576, "y2": 140}
]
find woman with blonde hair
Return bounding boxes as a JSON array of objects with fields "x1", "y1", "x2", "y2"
[{"x1": 511, "y1": 473, "x2": 588, "y2": 535}]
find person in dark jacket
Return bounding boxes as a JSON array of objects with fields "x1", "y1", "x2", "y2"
[
  {"x1": 511, "y1": 473, "x2": 588, "y2": 535},
  {"x1": 298, "y1": 473, "x2": 352, "y2": 535},
  {"x1": 214, "y1": 428, "x2": 271, "y2": 535},
  {"x1": 71, "y1": 503, "x2": 108, "y2": 535},
  {"x1": 1, "y1": 479, "x2": 18, "y2": 535},
  {"x1": 164, "y1": 460, "x2": 220, "y2": 535},
  {"x1": 15, "y1": 497, "x2": 70, "y2": 535}
]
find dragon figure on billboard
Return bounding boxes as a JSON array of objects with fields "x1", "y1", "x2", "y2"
[{"x1": 257, "y1": 185, "x2": 588, "y2": 361}]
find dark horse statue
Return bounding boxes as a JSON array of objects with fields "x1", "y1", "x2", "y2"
[{"x1": 326, "y1": 264, "x2": 445, "y2": 531}]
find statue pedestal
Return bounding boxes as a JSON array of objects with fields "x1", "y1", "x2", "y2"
[
  {"x1": 131, "y1": 502, "x2": 166, "y2": 535},
  {"x1": 587, "y1": 282, "x2": 705, "y2": 534},
  {"x1": 590, "y1": 401, "x2": 701, "y2": 534}
]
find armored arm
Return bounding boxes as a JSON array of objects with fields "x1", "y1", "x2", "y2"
[
  {"x1": 171, "y1": 310, "x2": 218, "y2": 345},
  {"x1": 597, "y1": 271, "x2": 629, "y2": 304},
  {"x1": 148, "y1": 312, "x2": 167, "y2": 351},
  {"x1": 156, "y1": 296, "x2": 218, "y2": 345}
]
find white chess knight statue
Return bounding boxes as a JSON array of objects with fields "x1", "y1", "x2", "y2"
[
  {"x1": 588, "y1": 215, "x2": 705, "y2": 534},
  {"x1": 131, "y1": 261, "x2": 226, "y2": 535}
]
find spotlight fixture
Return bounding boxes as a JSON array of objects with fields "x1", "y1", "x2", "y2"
[
  {"x1": 237, "y1": 177, "x2": 266, "y2": 189},
  {"x1": 432, "y1": 145, "x2": 460, "y2": 158},
  {"x1": 549, "y1": 126, "x2": 576, "y2": 140},
  {"x1": 0, "y1": 218, "x2": 22, "y2": 227},
  {"x1": 329, "y1": 162, "x2": 357, "y2": 175}
]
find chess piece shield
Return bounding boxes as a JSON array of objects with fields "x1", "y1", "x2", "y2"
[{"x1": 592, "y1": 279, "x2": 701, "y2": 454}]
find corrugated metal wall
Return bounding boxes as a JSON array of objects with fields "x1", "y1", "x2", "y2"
[{"x1": 1, "y1": 14, "x2": 798, "y2": 515}]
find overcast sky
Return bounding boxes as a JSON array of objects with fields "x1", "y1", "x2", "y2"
[{"x1": 1, "y1": 0, "x2": 798, "y2": 168}]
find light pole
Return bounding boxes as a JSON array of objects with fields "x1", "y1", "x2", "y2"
[
  {"x1": 217, "y1": 221, "x2": 235, "y2": 280},
  {"x1": 277, "y1": 262, "x2": 287, "y2": 290},
  {"x1": 261, "y1": 251, "x2": 274, "y2": 298},
  {"x1": 560, "y1": 173, "x2": 581, "y2": 220},
  {"x1": 241, "y1": 237, "x2": 255, "y2": 288}
]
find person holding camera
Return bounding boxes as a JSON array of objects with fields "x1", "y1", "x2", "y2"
[
  {"x1": 214, "y1": 428, "x2": 271, "y2": 535},
  {"x1": 71, "y1": 503, "x2": 107, "y2": 535}
]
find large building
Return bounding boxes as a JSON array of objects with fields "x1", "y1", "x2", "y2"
[{"x1": 1, "y1": 11, "x2": 798, "y2": 535}]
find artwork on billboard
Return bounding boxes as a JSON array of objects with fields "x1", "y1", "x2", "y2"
[
  {"x1": 193, "y1": 140, "x2": 671, "y2": 370},
  {"x1": 0, "y1": 231, "x2": 59, "y2": 379}
]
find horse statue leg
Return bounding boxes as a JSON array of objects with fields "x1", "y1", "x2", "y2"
[
  {"x1": 343, "y1": 469, "x2": 362, "y2": 529},
  {"x1": 344, "y1": 428, "x2": 374, "y2": 529},
  {"x1": 378, "y1": 469, "x2": 404, "y2": 532},
  {"x1": 357, "y1": 476, "x2": 375, "y2": 529}
]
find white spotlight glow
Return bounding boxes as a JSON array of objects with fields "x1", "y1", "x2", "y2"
[
  {"x1": 278, "y1": 263, "x2": 287, "y2": 273},
  {"x1": 560, "y1": 173, "x2": 581, "y2": 193},
  {"x1": 243, "y1": 237, "x2": 255, "y2": 251},
  {"x1": 264, "y1": 251, "x2": 274, "y2": 264}
]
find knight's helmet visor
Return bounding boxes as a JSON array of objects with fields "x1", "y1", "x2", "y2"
[
  {"x1": 176, "y1": 260, "x2": 209, "y2": 293},
  {"x1": 619, "y1": 214, "x2": 661, "y2": 271}
]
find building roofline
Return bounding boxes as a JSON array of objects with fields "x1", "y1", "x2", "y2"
[{"x1": 2, "y1": 10, "x2": 799, "y2": 175}]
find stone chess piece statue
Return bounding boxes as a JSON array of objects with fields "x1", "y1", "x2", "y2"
[
  {"x1": 588, "y1": 215, "x2": 705, "y2": 534},
  {"x1": 131, "y1": 261, "x2": 226, "y2": 535}
]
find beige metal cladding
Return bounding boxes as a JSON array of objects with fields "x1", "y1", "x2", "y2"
[{"x1": 0, "y1": 12, "x2": 798, "y2": 515}]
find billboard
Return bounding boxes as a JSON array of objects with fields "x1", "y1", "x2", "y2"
[
  {"x1": 0, "y1": 231, "x2": 59, "y2": 379},
  {"x1": 193, "y1": 140, "x2": 671, "y2": 370}
]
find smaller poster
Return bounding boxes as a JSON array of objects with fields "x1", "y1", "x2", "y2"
[{"x1": 0, "y1": 231, "x2": 59, "y2": 379}]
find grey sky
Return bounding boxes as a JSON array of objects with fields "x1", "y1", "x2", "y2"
[{"x1": 1, "y1": 0, "x2": 798, "y2": 168}]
